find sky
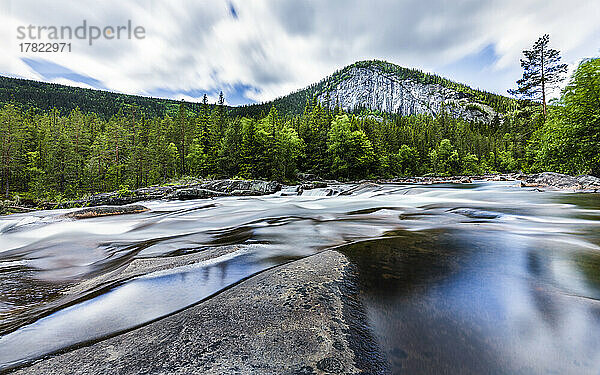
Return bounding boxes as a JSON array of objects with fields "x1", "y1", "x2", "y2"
[{"x1": 0, "y1": 0, "x2": 598, "y2": 105}]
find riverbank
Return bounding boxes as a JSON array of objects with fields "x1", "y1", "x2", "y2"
[
  {"x1": 1, "y1": 172, "x2": 599, "y2": 216},
  {"x1": 0, "y1": 179, "x2": 283, "y2": 215}
]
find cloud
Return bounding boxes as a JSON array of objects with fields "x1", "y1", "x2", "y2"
[{"x1": 0, "y1": 0, "x2": 598, "y2": 104}]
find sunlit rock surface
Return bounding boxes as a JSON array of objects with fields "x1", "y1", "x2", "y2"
[{"x1": 317, "y1": 67, "x2": 499, "y2": 123}]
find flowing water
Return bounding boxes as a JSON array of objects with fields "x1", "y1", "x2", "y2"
[{"x1": 1, "y1": 181, "x2": 599, "y2": 373}]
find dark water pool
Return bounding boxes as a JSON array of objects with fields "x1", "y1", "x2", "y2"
[{"x1": 341, "y1": 230, "x2": 600, "y2": 374}]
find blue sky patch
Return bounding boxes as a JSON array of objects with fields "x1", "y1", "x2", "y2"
[
  {"x1": 437, "y1": 43, "x2": 511, "y2": 95},
  {"x1": 148, "y1": 82, "x2": 258, "y2": 106},
  {"x1": 21, "y1": 57, "x2": 106, "y2": 89}
]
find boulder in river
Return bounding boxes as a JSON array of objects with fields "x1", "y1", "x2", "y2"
[
  {"x1": 166, "y1": 180, "x2": 281, "y2": 200},
  {"x1": 297, "y1": 172, "x2": 319, "y2": 181},
  {"x1": 199, "y1": 179, "x2": 282, "y2": 195},
  {"x1": 576, "y1": 175, "x2": 600, "y2": 190},
  {"x1": 63, "y1": 205, "x2": 149, "y2": 219},
  {"x1": 166, "y1": 188, "x2": 226, "y2": 200}
]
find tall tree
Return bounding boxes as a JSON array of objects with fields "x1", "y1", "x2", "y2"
[
  {"x1": 0, "y1": 105, "x2": 24, "y2": 196},
  {"x1": 176, "y1": 102, "x2": 189, "y2": 174},
  {"x1": 508, "y1": 34, "x2": 568, "y2": 118},
  {"x1": 531, "y1": 58, "x2": 600, "y2": 176}
]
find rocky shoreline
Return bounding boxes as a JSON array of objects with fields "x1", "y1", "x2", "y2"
[
  {"x1": 12, "y1": 250, "x2": 388, "y2": 375},
  {"x1": 377, "y1": 171, "x2": 600, "y2": 191},
  {"x1": 0, "y1": 180, "x2": 283, "y2": 215},
  {"x1": 1, "y1": 172, "x2": 599, "y2": 216}
]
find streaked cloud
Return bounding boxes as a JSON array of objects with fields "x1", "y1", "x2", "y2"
[{"x1": 0, "y1": 0, "x2": 598, "y2": 104}]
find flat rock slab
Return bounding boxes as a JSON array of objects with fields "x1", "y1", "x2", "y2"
[
  {"x1": 62, "y1": 205, "x2": 149, "y2": 219},
  {"x1": 15, "y1": 251, "x2": 383, "y2": 375}
]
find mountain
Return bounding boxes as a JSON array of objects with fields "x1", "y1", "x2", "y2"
[
  {"x1": 0, "y1": 60, "x2": 516, "y2": 121},
  {"x1": 316, "y1": 62, "x2": 500, "y2": 122},
  {"x1": 235, "y1": 60, "x2": 516, "y2": 121}
]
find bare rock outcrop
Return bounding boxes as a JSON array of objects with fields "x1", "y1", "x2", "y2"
[{"x1": 317, "y1": 66, "x2": 499, "y2": 123}]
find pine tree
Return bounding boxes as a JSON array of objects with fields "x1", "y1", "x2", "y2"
[
  {"x1": 198, "y1": 94, "x2": 210, "y2": 152},
  {"x1": 508, "y1": 34, "x2": 568, "y2": 118},
  {"x1": 176, "y1": 102, "x2": 189, "y2": 175}
]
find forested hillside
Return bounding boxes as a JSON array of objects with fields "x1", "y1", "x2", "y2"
[
  {"x1": 0, "y1": 58, "x2": 598, "y2": 201},
  {"x1": 0, "y1": 76, "x2": 196, "y2": 119},
  {"x1": 0, "y1": 94, "x2": 537, "y2": 200}
]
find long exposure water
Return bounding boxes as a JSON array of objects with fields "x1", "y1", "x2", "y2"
[{"x1": 0, "y1": 181, "x2": 599, "y2": 372}]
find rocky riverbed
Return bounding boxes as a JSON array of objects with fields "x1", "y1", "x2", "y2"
[
  {"x1": 12, "y1": 250, "x2": 387, "y2": 375},
  {"x1": 2, "y1": 172, "x2": 599, "y2": 216}
]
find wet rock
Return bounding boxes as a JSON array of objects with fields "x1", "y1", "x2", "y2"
[
  {"x1": 0, "y1": 201, "x2": 36, "y2": 215},
  {"x1": 167, "y1": 181, "x2": 280, "y2": 200},
  {"x1": 166, "y1": 180, "x2": 280, "y2": 200},
  {"x1": 75, "y1": 194, "x2": 142, "y2": 207},
  {"x1": 316, "y1": 356, "x2": 344, "y2": 373},
  {"x1": 166, "y1": 188, "x2": 226, "y2": 200},
  {"x1": 576, "y1": 175, "x2": 600, "y2": 190},
  {"x1": 63, "y1": 205, "x2": 149, "y2": 219},
  {"x1": 44, "y1": 180, "x2": 282, "y2": 210},
  {"x1": 451, "y1": 208, "x2": 501, "y2": 219},
  {"x1": 132, "y1": 185, "x2": 178, "y2": 199},
  {"x1": 339, "y1": 182, "x2": 380, "y2": 196},
  {"x1": 200, "y1": 180, "x2": 281, "y2": 195},
  {"x1": 293, "y1": 365, "x2": 317, "y2": 375},
  {"x1": 229, "y1": 189, "x2": 262, "y2": 196},
  {"x1": 302, "y1": 182, "x2": 328, "y2": 190},
  {"x1": 297, "y1": 182, "x2": 328, "y2": 195},
  {"x1": 519, "y1": 172, "x2": 600, "y2": 191},
  {"x1": 379, "y1": 175, "x2": 512, "y2": 185},
  {"x1": 15, "y1": 251, "x2": 368, "y2": 375}
]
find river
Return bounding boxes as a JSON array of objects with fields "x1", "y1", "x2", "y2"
[{"x1": 1, "y1": 181, "x2": 599, "y2": 373}]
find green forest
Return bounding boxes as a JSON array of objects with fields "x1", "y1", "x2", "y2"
[{"x1": 0, "y1": 55, "x2": 598, "y2": 201}]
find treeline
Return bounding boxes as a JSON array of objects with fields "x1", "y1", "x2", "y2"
[{"x1": 0, "y1": 96, "x2": 536, "y2": 200}]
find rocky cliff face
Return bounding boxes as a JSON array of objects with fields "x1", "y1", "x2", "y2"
[{"x1": 317, "y1": 67, "x2": 499, "y2": 123}]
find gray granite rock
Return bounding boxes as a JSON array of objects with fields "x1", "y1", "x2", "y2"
[
  {"x1": 62, "y1": 205, "x2": 149, "y2": 219},
  {"x1": 317, "y1": 67, "x2": 499, "y2": 123},
  {"x1": 44, "y1": 180, "x2": 282, "y2": 210},
  {"x1": 520, "y1": 172, "x2": 600, "y2": 191},
  {"x1": 14, "y1": 251, "x2": 387, "y2": 375}
]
